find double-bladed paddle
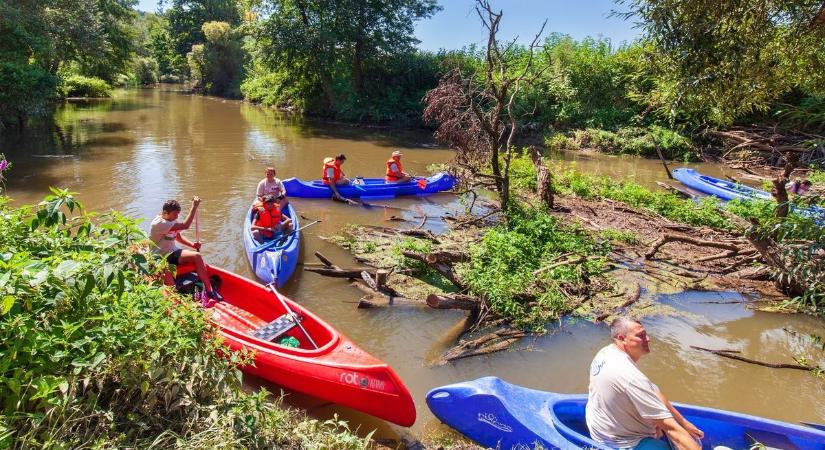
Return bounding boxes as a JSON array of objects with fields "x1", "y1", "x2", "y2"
[
  {"x1": 252, "y1": 219, "x2": 321, "y2": 253},
  {"x1": 265, "y1": 282, "x2": 318, "y2": 349}
]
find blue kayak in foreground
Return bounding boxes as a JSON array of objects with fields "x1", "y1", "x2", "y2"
[
  {"x1": 427, "y1": 377, "x2": 825, "y2": 450},
  {"x1": 281, "y1": 172, "x2": 456, "y2": 198},
  {"x1": 673, "y1": 167, "x2": 824, "y2": 223},
  {"x1": 242, "y1": 202, "x2": 301, "y2": 288}
]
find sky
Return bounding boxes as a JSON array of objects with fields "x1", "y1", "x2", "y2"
[{"x1": 135, "y1": 0, "x2": 641, "y2": 50}]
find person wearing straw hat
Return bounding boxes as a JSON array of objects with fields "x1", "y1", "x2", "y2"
[{"x1": 385, "y1": 150, "x2": 412, "y2": 183}]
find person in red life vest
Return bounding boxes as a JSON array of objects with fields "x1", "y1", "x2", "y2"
[
  {"x1": 385, "y1": 150, "x2": 412, "y2": 183},
  {"x1": 322, "y1": 154, "x2": 350, "y2": 200},
  {"x1": 250, "y1": 194, "x2": 293, "y2": 243}
]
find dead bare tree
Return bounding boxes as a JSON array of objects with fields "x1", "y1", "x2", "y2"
[{"x1": 423, "y1": 0, "x2": 546, "y2": 211}]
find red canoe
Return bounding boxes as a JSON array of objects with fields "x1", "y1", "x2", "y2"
[{"x1": 179, "y1": 265, "x2": 416, "y2": 427}]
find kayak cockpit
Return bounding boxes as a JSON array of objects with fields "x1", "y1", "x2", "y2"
[{"x1": 199, "y1": 265, "x2": 338, "y2": 354}]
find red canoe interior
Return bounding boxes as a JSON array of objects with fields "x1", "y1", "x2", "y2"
[{"x1": 174, "y1": 264, "x2": 336, "y2": 354}]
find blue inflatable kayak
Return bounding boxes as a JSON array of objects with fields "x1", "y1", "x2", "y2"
[
  {"x1": 427, "y1": 377, "x2": 825, "y2": 450},
  {"x1": 281, "y1": 172, "x2": 456, "y2": 198},
  {"x1": 673, "y1": 168, "x2": 824, "y2": 223},
  {"x1": 243, "y1": 202, "x2": 301, "y2": 288}
]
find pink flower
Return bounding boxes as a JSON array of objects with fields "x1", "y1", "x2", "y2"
[{"x1": 0, "y1": 159, "x2": 7, "y2": 171}]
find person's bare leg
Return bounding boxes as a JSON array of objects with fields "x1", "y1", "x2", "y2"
[
  {"x1": 252, "y1": 229, "x2": 263, "y2": 242},
  {"x1": 178, "y1": 250, "x2": 213, "y2": 292}
]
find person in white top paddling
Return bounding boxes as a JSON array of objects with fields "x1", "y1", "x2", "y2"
[
  {"x1": 256, "y1": 167, "x2": 288, "y2": 209},
  {"x1": 149, "y1": 197, "x2": 223, "y2": 307},
  {"x1": 586, "y1": 316, "x2": 703, "y2": 450}
]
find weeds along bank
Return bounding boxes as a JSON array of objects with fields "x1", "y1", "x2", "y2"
[{"x1": 0, "y1": 191, "x2": 369, "y2": 449}]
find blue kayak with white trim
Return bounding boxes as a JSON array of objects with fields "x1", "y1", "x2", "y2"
[
  {"x1": 673, "y1": 168, "x2": 824, "y2": 223},
  {"x1": 281, "y1": 171, "x2": 456, "y2": 198},
  {"x1": 242, "y1": 202, "x2": 301, "y2": 288},
  {"x1": 426, "y1": 377, "x2": 825, "y2": 450}
]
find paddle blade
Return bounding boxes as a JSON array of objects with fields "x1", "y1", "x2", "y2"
[{"x1": 417, "y1": 178, "x2": 427, "y2": 189}]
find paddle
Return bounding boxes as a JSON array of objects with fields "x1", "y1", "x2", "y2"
[
  {"x1": 265, "y1": 282, "x2": 318, "y2": 349},
  {"x1": 253, "y1": 219, "x2": 321, "y2": 253},
  {"x1": 194, "y1": 209, "x2": 200, "y2": 251}
]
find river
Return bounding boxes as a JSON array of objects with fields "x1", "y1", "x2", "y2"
[{"x1": 2, "y1": 88, "x2": 823, "y2": 442}]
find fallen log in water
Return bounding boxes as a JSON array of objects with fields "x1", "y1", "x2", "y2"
[
  {"x1": 426, "y1": 293, "x2": 482, "y2": 311},
  {"x1": 425, "y1": 250, "x2": 470, "y2": 264},
  {"x1": 691, "y1": 346, "x2": 820, "y2": 372},
  {"x1": 595, "y1": 282, "x2": 642, "y2": 322},
  {"x1": 304, "y1": 267, "x2": 375, "y2": 278},
  {"x1": 437, "y1": 328, "x2": 526, "y2": 365},
  {"x1": 357, "y1": 294, "x2": 423, "y2": 309},
  {"x1": 401, "y1": 249, "x2": 466, "y2": 289}
]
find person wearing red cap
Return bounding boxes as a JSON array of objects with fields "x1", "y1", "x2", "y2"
[{"x1": 385, "y1": 150, "x2": 412, "y2": 183}]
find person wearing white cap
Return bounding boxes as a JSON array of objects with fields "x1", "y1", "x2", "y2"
[{"x1": 385, "y1": 150, "x2": 412, "y2": 183}]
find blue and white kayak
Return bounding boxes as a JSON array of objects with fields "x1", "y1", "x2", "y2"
[
  {"x1": 673, "y1": 168, "x2": 824, "y2": 223},
  {"x1": 426, "y1": 377, "x2": 825, "y2": 450},
  {"x1": 672, "y1": 168, "x2": 773, "y2": 202},
  {"x1": 281, "y1": 172, "x2": 456, "y2": 198},
  {"x1": 242, "y1": 202, "x2": 301, "y2": 288}
]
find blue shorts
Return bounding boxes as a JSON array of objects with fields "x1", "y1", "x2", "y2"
[{"x1": 632, "y1": 437, "x2": 671, "y2": 450}]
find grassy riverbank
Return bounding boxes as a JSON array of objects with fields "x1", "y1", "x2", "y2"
[{"x1": 0, "y1": 191, "x2": 369, "y2": 449}]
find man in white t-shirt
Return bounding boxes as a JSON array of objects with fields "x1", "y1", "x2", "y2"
[
  {"x1": 256, "y1": 167, "x2": 287, "y2": 209},
  {"x1": 149, "y1": 197, "x2": 223, "y2": 306},
  {"x1": 586, "y1": 317, "x2": 702, "y2": 450}
]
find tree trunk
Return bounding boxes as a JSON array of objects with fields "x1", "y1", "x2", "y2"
[
  {"x1": 536, "y1": 164, "x2": 554, "y2": 209},
  {"x1": 772, "y1": 152, "x2": 799, "y2": 219},
  {"x1": 426, "y1": 293, "x2": 482, "y2": 311},
  {"x1": 352, "y1": 0, "x2": 366, "y2": 96}
]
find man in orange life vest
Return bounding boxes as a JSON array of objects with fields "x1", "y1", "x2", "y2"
[
  {"x1": 322, "y1": 153, "x2": 351, "y2": 200},
  {"x1": 250, "y1": 194, "x2": 293, "y2": 243},
  {"x1": 385, "y1": 150, "x2": 412, "y2": 183}
]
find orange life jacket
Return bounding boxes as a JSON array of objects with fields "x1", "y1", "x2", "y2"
[
  {"x1": 385, "y1": 157, "x2": 404, "y2": 181},
  {"x1": 322, "y1": 158, "x2": 343, "y2": 185},
  {"x1": 254, "y1": 205, "x2": 282, "y2": 238}
]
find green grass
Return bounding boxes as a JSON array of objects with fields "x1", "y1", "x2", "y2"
[{"x1": 554, "y1": 168, "x2": 732, "y2": 229}]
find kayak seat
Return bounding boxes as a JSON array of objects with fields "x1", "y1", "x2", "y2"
[{"x1": 251, "y1": 313, "x2": 303, "y2": 342}]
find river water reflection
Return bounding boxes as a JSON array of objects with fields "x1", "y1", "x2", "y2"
[{"x1": 2, "y1": 88, "x2": 823, "y2": 441}]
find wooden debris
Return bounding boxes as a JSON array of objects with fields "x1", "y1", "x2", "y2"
[
  {"x1": 438, "y1": 329, "x2": 526, "y2": 364},
  {"x1": 691, "y1": 346, "x2": 820, "y2": 372},
  {"x1": 645, "y1": 234, "x2": 743, "y2": 260},
  {"x1": 401, "y1": 249, "x2": 465, "y2": 289},
  {"x1": 426, "y1": 293, "x2": 482, "y2": 311},
  {"x1": 304, "y1": 267, "x2": 374, "y2": 278}
]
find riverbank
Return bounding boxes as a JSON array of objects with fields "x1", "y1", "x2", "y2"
[{"x1": 317, "y1": 160, "x2": 823, "y2": 370}]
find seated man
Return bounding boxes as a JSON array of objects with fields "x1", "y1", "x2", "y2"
[
  {"x1": 385, "y1": 150, "x2": 412, "y2": 183},
  {"x1": 586, "y1": 316, "x2": 702, "y2": 450},
  {"x1": 250, "y1": 194, "x2": 293, "y2": 243},
  {"x1": 322, "y1": 154, "x2": 350, "y2": 200},
  {"x1": 256, "y1": 166, "x2": 288, "y2": 209},
  {"x1": 150, "y1": 197, "x2": 223, "y2": 306}
]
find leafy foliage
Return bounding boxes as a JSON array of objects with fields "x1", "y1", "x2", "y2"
[
  {"x1": 0, "y1": 191, "x2": 371, "y2": 448},
  {"x1": 619, "y1": 0, "x2": 825, "y2": 125},
  {"x1": 465, "y1": 205, "x2": 609, "y2": 330},
  {"x1": 61, "y1": 75, "x2": 113, "y2": 98},
  {"x1": 190, "y1": 21, "x2": 244, "y2": 97}
]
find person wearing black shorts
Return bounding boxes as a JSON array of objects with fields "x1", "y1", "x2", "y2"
[{"x1": 149, "y1": 197, "x2": 223, "y2": 305}]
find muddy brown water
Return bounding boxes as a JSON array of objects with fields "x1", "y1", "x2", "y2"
[{"x1": 2, "y1": 88, "x2": 823, "y2": 442}]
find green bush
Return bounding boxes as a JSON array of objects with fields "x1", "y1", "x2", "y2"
[
  {"x1": 569, "y1": 126, "x2": 696, "y2": 160},
  {"x1": 465, "y1": 205, "x2": 609, "y2": 329},
  {"x1": 61, "y1": 75, "x2": 112, "y2": 98},
  {"x1": 134, "y1": 57, "x2": 159, "y2": 85},
  {"x1": 0, "y1": 190, "x2": 370, "y2": 448}
]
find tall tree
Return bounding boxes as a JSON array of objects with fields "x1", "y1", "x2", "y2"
[
  {"x1": 423, "y1": 0, "x2": 545, "y2": 211},
  {"x1": 619, "y1": 0, "x2": 825, "y2": 125},
  {"x1": 161, "y1": 0, "x2": 240, "y2": 65},
  {"x1": 248, "y1": 0, "x2": 438, "y2": 111}
]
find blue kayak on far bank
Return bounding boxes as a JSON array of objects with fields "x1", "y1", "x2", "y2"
[
  {"x1": 282, "y1": 172, "x2": 456, "y2": 198},
  {"x1": 242, "y1": 202, "x2": 301, "y2": 288},
  {"x1": 426, "y1": 377, "x2": 825, "y2": 450},
  {"x1": 673, "y1": 167, "x2": 824, "y2": 223}
]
